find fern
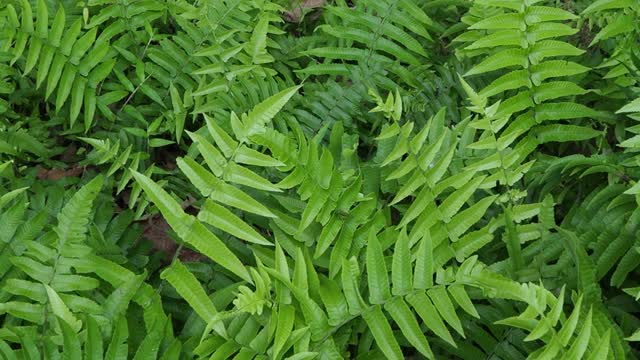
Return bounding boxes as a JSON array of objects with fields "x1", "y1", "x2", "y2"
[{"x1": 2, "y1": 0, "x2": 640, "y2": 358}]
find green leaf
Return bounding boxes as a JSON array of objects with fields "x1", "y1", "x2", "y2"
[
  {"x1": 247, "y1": 17, "x2": 272, "y2": 64},
  {"x1": 223, "y1": 162, "x2": 281, "y2": 192},
  {"x1": 582, "y1": 0, "x2": 634, "y2": 14},
  {"x1": 298, "y1": 189, "x2": 329, "y2": 231},
  {"x1": 55, "y1": 176, "x2": 103, "y2": 245},
  {"x1": 0, "y1": 301, "x2": 44, "y2": 324},
  {"x1": 17, "y1": 327, "x2": 41, "y2": 360},
  {"x1": 564, "y1": 308, "x2": 592, "y2": 359},
  {"x1": 273, "y1": 304, "x2": 295, "y2": 359},
  {"x1": 439, "y1": 175, "x2": 486, "y2": 222},
  {"x1": 465, "y1": 49, "x2": 526, "y2": 76},
  {"x1": 205, "y1": 115, "x2": 238, "y2": 158},
  {"x1": 535, "y1": 102, "x2": 600, "y2": 122},
  {"x1": 161, "y1": 260, "x2": 226, "y2": 337},
  {"x1": 314, "y1": 215, "x2": 344, "y2": 258},
  {"x1": 391, "y1": 230, "x2": 412, "y2": 296},
  {"x1": 448, "y1": 285, "x2": 480, "y2": 318},
  {"x1": 45, "y1": 284, "x2": 82, "y2": 333},
  {"x1": 626, "y1": 329, "x2": 640, "y2": 341},
  {"x1": 586, "y1": 329, "x2": 610, "y2": 360},
  {"x1": 618, "y1": 97, "x2": 640, "y2": 114},
  {"x1": 414, "y1": 231, "x2": 434, "y2": 289},
  {"x1": 149, "y1": 138, "x2": 175, "y2": 147},
  {"x1": 362, "y1": 306, "x2": 403, "y2": 360},
  {"x1": 533, "y1": 81, "x2": 587, "y2": 103},
  {"x1": 589, "y1": 16, "x2": 635, "y2": 46},
  {"x1": 198, "y1": 200, "x2": 271, "y2": 246},
  {"x1": 385, "y1": 297, "x2": 434, "y2": 359},
  {"x1": 187, "y1": 131, "x2": 226, "y2": 176},
  {"x1": 406, "y1": 291, "x2": 456, "y2": 346},
  {"x1": 530, "y1": 61, "x2": 589, "y2": 85},
  {"x1": 341, "y1": 257, "x2": 367, "y2": 315},
  {"x1": 132, "y1": 316, "x2": 167, "y2": 360},
  {"x1": 244, "y1": 86, "x2": 301, "y2": 137},
  {"x1": 318, "y1": 276, "x2": 349, "y2": 325},
  {"x1": 102, "y1": 272, "x2": 145, "y2": 321},
  {"x1": 447, "y1": 195, "x2": 497, "y2": 241},
  {"x1": 85, "y1": 316, "x2": 104, "y2": 360},
  {"x1": 56, "y1": 64, "x2": 76, "y2": 111},
  {"x1": 175, "y1": 157, "x2": 275, "y2": 217},
  {"x1": 534, "y1": 125, "x2": 600, "y2": 143},
  {"x1": 479, "y1": 70, "x2": 531, "y2": 98},
  {"x1": 0, "y1": 187, "x2": 28, "y2": 210},
  {"x1": 104, "y1": 316, "x2": 128, "y2": 360},
  {"x1": 235, "y1": 145, "x2": 285, "y2": 167},
  {"x1": 0, "y1": 340, "x2": 17, "y2": 360},
  {"x1": 427, "y1": 286, "x2": 465, "y2": 337},
  {"x1": 200, "y1": 78, "x2": 233, "y2": 105},
  {"x1": 59, "y1": 316, "x2": 82, "y2": 360},
  {"x1": 557, "y1": 296, "x2": 583, "y2": 346},
  {"x1": 132, "y1": 171, "x2": 252, "y2": 282},
  {"x1": 469, "y1": 13, "x2": 523, "y2": 30},
  {"x1": 366, "y1": 230, "x2": 390, "y2": 304}
]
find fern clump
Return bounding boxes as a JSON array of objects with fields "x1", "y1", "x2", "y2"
[{"x1": 1, "y1": 0, "x2": 640, "y2": 358}]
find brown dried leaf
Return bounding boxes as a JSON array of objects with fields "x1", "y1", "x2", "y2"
[
  {"x1": 284, "y1": 0, "x2": 327, "y2": 22},
  {"x1": 143, "y1": 215, "x2": 206, "y2": 262},
  {"x1": 36, "y1": 166, "x2": 84, "y2": 180}
]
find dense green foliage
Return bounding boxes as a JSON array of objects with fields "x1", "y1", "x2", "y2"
[{"x1": 1, "y1": 0, "x2": 640, "y2": 358}]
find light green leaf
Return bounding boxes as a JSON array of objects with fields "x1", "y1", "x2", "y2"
[
  {"x1": 102, "y1": 272, "x2": 145, "y2": 321},
  {"x1": 85, "y1": 316, "x2": 104, "y2": 360},
  {"x1": 448, "y1": 285, "x2": 480, "y2": 318},
  {"x1": 234, "y1": 145, "x2": 285, "y2": 167},
  {"x1": 534, "y1": 125, "x2": 600, "y2": 144},
  {"x1": 447, "y1": 195, "x2": 497, "y2": 240},
  {"x1": 414, "y1": 231, "x2": 434, "y2": 290},
  {"x1": 366, "y1": 230, "x2": 390, "y2": 304},
  {"x1": 617, "y1": 97, "x2": 640, "y2": 114},
  {"x1": 198, "y1": 200, "x2": 271, "y2": 246},
  {"x1": 59, "y1": 316, "x2": 82, "y2": 360},
  {"x1": 479, "y1": 69, "x2": 531, "y2": 98},
  {"x1": 223, "y1": 162, "x2": 281, "y2": 192},
  {"x1": 161, "y1": 260, "x2": 226, "y2": 337},
  {"x1": 465, "y1": 49, "x2": 526, "y2": 76},
  {"x1": 583, "y1": 0, "x2": 634, "y2": 14},
  {"x1": 391, "y1": 230, "x2": 412, "y2": 296},
  {"x1": 132, "y1": 171, "x2": 252, "y2": 282},
  {"x1": 557, "y1": 296, "x2": 582, "y2": 346},
  {"x1": 273, "y1": 304, "x2": 295, "y2": 359},
  {"x1": 299, "y1": 189, "x2": 329, "y2": 232},
  {"x1": 55, "y1": 175, "x2": 103, "y2": 244},
  {"x1": 586, "y1": 330, "x2": 610, "y2": 360},
  {"x1": 187, "y1": 131, "x2": 226, "y2": 176},
  {"x1": 0, "y1": 187, "x2": 28, "y2": 210},
  {"x1": 385, "y1": 298, "x2": 434, "y2": 359},
  {"x1": 45, "y1": 284, "x2": 82, "y2": 333},
  {"x1": 406, "y1": 291, "x2": 456, "y2": 346},
  {"x1": 105, "y1": 316, "x2": 128, "y2": 360},
  {"x1": 564, "y1": 308, "x2": 592, "y2": 359},
  {"x1": 341, "y1": 257, "x2": 367, "y2": 315},
  {"x1": 439, "y1": 175, "x2": 486, "y2": 222},
  {"x1": 626, "y1": 329, "x2": 640, "y2": 341},
  {"x1": 204, "y1": 114, "x2": 238, "y2": 158},
  {"x1": 427, "y1": 286, "x2": 465, "y2": 337},
  {"x1": 175, "y1": 157, "x2": 275, "y2": 217},
  {"x1": 314, "y1": 215, "x2": 343, "y2": 258},
  {"x1": 469, "y1": 13, "x2": 523, "y2": 30},
  {"x1": 362, "y1": 306, "x2": 403, "y2": 360},
  {"x1": 244, "y1": 86, "x2": 301, "y2": 137}
]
